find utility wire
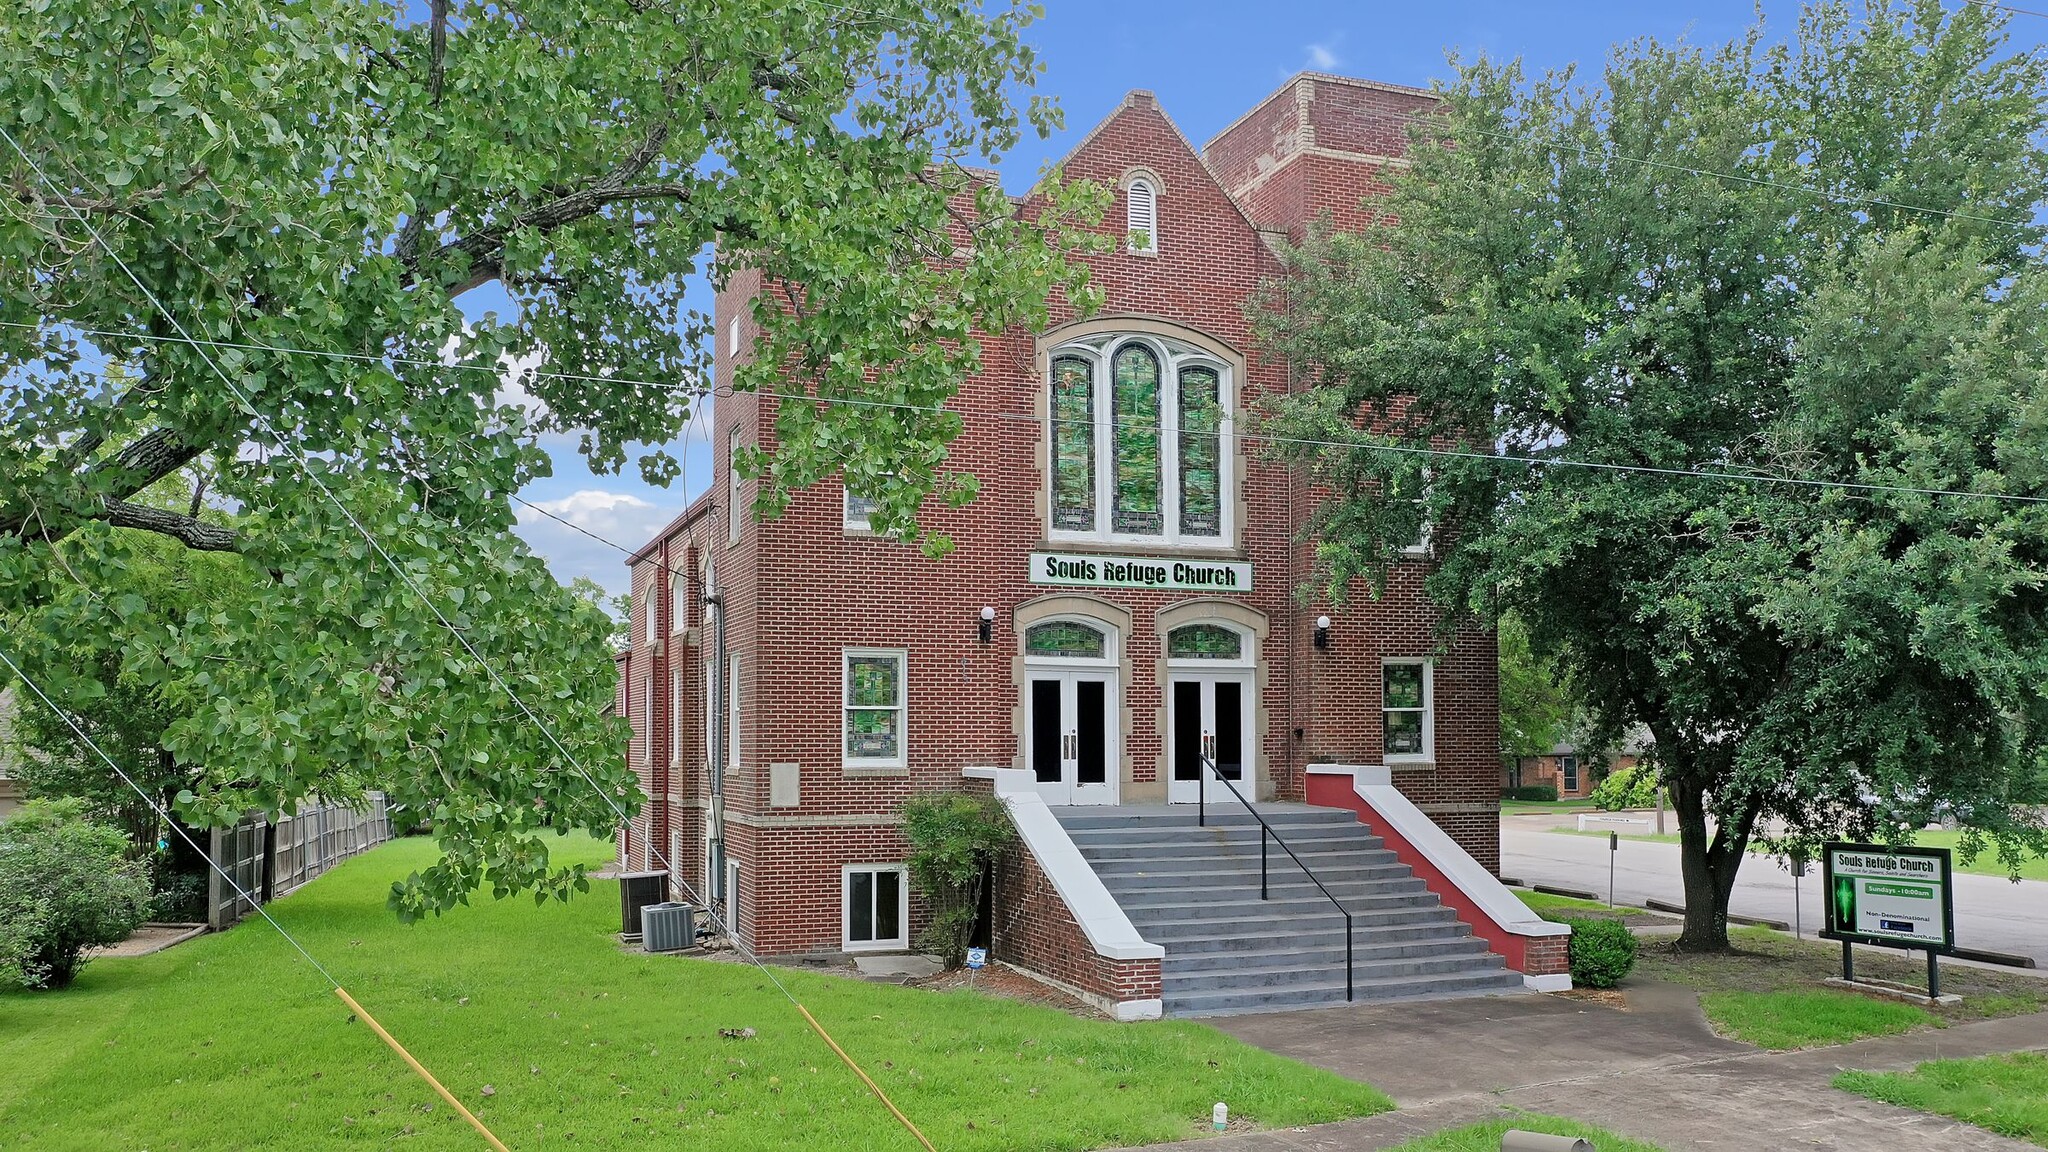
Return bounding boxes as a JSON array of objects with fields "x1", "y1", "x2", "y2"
[
  {"x1": 1, "y1": 123, "x2": 940, "y2": 1152},
  {"x1": 0, "y1": 647, "x2": 513, "y2": 1152},
  {"x1": 9, "y1": 317, "x2": 2045, "y2": 508}
]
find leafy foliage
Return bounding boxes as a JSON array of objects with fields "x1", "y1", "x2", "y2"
[
  {"x1": 1562, "y1": 917, "x2": 1639, "y2": 990},
  {"x1": 1497, "y1": 610, "x2": 1576, "y2": 762},
  {"x1": 1259, "y1": 0, "x2": 2048, "y2": 948},
  {"x1": 901, "y1": 792, "x2": 1014, "y2": 968},
  {"x1": 1503, "y1": 785, "x2": 1560, "y2": 803},
  {"x1": 1, "y1": 0, "x2": 1103, "y2": 918},
  {"x1": 1589, "y1": 764, "x2": 1662, "y2": 812},
  {"x1": 0, "y1": 799, "x2": 150, "y2": 990}
]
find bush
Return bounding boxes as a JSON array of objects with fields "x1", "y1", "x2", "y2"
[
  {"x1": 901, "y1": 792, "x2": 1014, "y2": 968},
  {"x1": 147, "y1": 868, "x2": 208, "y2": 923},
  {"x1": 1563, "y1": 916, "x2": 1639, "y2": 989},
  {"x1": 1503, "y1": 785, "x2": 1560, "y2": 802},
  {"x1": 0, "y1": 799, "x2": 151, "y2": 990},
  {"x1": 1589, "y1": 764, "x2": 1661, "y2": 811}
]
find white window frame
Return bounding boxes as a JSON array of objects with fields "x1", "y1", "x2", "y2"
[
  {"x1": 1045, "y1": 334, "x2": 1234, "y2": 549},
  {"x1": 727, "y1": 651, "x2": 743, "y2": 776},
  {"x1": 702, "y1": 656, "x2": 715, "y2": 771},
  {"x1": 643, "y1": 575, "x2": 657, "y2": 643},
  {"x1": 1381, "y1": 659, "x2": 1434, "y2": 763},
  {"x1": 841, "y1": 863, "x2": 909, "y2": 952},
  {"x1": 841, "y1": 648, "x2": 908, "y2": 769},
  {"x1": 727, "y1": 428, "x2": 744, "y2": 546},
  {"x1": 1126, "y1": 177, "x2": 1158, "y2": 254},
  {"x1": 1400, "y1": 470, "x2": 1433, "y2": 557},
  {"x1": 728, "y1": 315, "x2": 742, "y2": 360},
  {"x1": 1162, "y1": 620, "x2": 1254, "y2": 668},
  {"x1": 844, "y1": 487, "x2": 878, "y2": 532},
  {"x1": 1561, "y1": 755, "x2": 1579, "y2": 793},
  {"x1": 641, "y1": 671, "x2": 654, "y2": 759},
  {"x1": 670, "y1": 569, "x2": 686, "y2": 633}
]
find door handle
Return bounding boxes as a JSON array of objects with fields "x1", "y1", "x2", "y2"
[{"x1": 1202, "y1": 731, "x2": 1214, "y2": 759}]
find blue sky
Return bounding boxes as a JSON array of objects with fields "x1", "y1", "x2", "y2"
[{"x1": 497, "y1": 0, "x2": 1842, "y2": 599}]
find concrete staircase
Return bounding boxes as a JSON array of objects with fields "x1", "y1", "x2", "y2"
[{"x1": 1054, "y1": 805, "x2": 1526, "y2": 1016}]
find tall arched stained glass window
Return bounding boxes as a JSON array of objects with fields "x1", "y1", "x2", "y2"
[
  {"x1": 1178, "y1": 364, "x2": 1221, "y2": 537},
  {"x1": 1111, "y1": 344, "x2": 1162, "y2": 535},
  {"x1": 1050, "y1": 356, "x2": 1095, "y2": 531}
]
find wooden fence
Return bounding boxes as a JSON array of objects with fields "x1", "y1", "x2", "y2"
[{"x1": 208, "y1": 794, "x2": 393, "y2": 929}]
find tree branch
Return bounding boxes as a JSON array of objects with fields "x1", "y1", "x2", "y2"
[{"x1": 103, "y1": 500, "x2": 240, "y2": 552}]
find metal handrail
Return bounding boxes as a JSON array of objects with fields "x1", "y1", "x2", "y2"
[{"x1": 1195, "y1": 755, "x2": 1354, "y2": 1001}]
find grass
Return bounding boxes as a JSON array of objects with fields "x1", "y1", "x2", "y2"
[
  {"x1": 0, "y1": 835, "x2": 1391, "y2": 1151},
  {"x1": 1696, "y1": 989, "x2": 1932, "y2": 1050},
  {"x1": 1382, "y1": 1115, "x2": 1667, "y2": 1151},
  {"x1": 1511, "y1": 889, "x2": 1646, "y2": 920},
  {"x1": 1638, "y1": 926, "x2": 2045, "y2": 1049},
  {"x1": 1836, "y1": 1052, "x2": 2048, "y2": 1148},
  {"x1": 1550, "y1": 827, "x2": 2048, "y2": 881}
]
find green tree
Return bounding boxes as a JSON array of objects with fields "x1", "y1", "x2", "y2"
[
  {"x1": 1259, "y1": 1, "x2": 2048, "y2": 950},
  {"x1": 0, "y1": 0, "x2": 1103, "y2": 919},
  {"x1": 1497, "y1": 610, "x2": 1576, "y2": 765}
]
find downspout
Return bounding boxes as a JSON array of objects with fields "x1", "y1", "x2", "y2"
[{"x1": 705, "y1": 584, "x2": 728, "y2": 919}]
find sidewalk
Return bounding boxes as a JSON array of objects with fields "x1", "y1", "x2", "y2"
[{"x1": 1111, "y1": 983, "x2": 2048, "y2": 1151}]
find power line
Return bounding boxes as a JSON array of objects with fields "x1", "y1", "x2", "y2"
[
  {"x1": 1960, "y1": 0, "x2": 2048, "y2": 21},
  {"x1": 0, "y1": 123, "x2": 940, "y2": 1152},
  {"x1": 10, "y1": 317, "x2": 2045, "y2": 507}
]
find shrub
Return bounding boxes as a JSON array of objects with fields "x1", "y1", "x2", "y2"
[
  {"x1": 1503, "y1": 784, "x2": 1560, "y2": 802},
  {"x1": 0, "y1": 798, "x2": 151, "y2": 990},
  {"x1": 1563, "y1": 916, "x2": 1639, "y2": 989},
  {"x1": 1589, "y1": 764, "x2": 1661, "y2": 811},
  {"x1": 901, "y1": 792, "x2": 1014, "y2": 968}
]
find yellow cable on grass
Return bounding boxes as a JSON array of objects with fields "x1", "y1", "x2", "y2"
[
  {"x1": 796, "y1": 1002, "x2": 940, "y2": 1152},
  {"x1": 335, "y1": 987, "x2": 512, "y2": 1152}
]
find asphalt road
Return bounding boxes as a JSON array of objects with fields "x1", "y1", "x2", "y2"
[{"x1": 1500, "y1": 817, "x2": 2048, "y2": 968}]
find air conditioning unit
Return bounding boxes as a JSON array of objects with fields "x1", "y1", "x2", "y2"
[
  {"x1": 619, "y1": 870, "x2": 668, "y2": 939},
  {"x1": 642, "y1": 902, "x2": 697, "y2": 953}
]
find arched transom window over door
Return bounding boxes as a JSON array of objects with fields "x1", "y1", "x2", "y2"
[{"x1": 1049, "y1": 334, "x2": 1232, "y2": 547}]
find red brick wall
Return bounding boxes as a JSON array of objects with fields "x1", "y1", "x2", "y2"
[
  {"x1": 620, "y1": 76, "x2": 1504, "y2": 956},
  {"x1": 989, "y1": 838, "x2": 1162, "y2": 1010}
]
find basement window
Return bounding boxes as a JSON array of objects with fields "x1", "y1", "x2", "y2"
[{"x1": 843, "y1": 864, "x2": 907, "y2": 951}]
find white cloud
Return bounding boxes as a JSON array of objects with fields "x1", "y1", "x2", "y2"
[
  {"x1": 511, "y1": 488, "x2": 682, "y2": 600},
  {"x1": 1303, "y1": 37, "x2": 1344, "y2": 72}
]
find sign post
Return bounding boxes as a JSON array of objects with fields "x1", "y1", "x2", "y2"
[
  {"x1": 1608, "y1": 831, "x2": 1618, "y2": 909},
  {"x1": 1789, "y1": 850, "x2": 1807, "y2": 941},
  {"x1": 1818, "y1": 843, "x2": 1955, "y2": 998}
]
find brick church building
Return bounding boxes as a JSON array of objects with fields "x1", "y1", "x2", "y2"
[{"x1": 617, "y1": 73, "x2": 1567, "y2": 1017}]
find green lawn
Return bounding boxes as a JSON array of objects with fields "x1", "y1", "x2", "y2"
[
  {"x1": 1638, "y1": 926, "x2": 2045, "y2": 1050},
  {"x1": 1500, "y1": 799, "x2": 1596, "y2": 815},
  {"x1": 1551, "y1": 827, "x2": 2048, "y2": 880},
  {"x1": 1383, "y1": 1115, "x2": 1666, "y2": 1151},
  {"x1": 1697, "y1": 989, "x2": 1933, "y2": 1050},
  {"x1": 1511, "y1": 889, "x2": 1645, "y2": 919},
  {"x1": 0, "y1": 835, "x2": 1391, "y2": 1151},
  {"x1": 1836, "y1": 1052, "x2": 2048, "y2": 1148}
]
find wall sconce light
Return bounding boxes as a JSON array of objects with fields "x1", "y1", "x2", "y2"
[
  {"x1": 1314, "y1": 614, "x2": 1332, "y2": 650},
  {"x1": 979, "y1": 605, "x2": 996, "y2": 644}
]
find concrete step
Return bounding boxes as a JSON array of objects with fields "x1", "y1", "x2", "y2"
[
  {"x1": 1163, "y1": 935, "x2": 1492, "y2": 973},
  {"x1": 1089, "y1": 870, "x2": 1428, "y2": 898},
  {"x1": 1143, "y1": 920, "x2": 1477, "y2": 954},
  {"x1": 1163, "y1": 969, "x2": 1528, "y2": 1018},
  {"x1": 1086, "y1": 854, "x2": 1410, "y2": 880},
  {"x1": 1111, "y1": 889, "x2": 1442, "y2": 917},
  {"x1": 1053, "y1": 808, "x2": 1359, "y2": 832},
  {"x1": 1162, "y1": 950, "x2": 1507, "y2": 993},
  {"x1": 1128, "y1": 902, "x2": 1461, "y2": 932}
]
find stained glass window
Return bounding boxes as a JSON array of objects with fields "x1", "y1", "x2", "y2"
[
  {"x1": 844, "y1": 651, "x2": 906, "y2": 764},
  {"x1": 1111, "y1": 344, "x2": 1162, "y2": 534},
  {"x1": 1050, "y1": 356, "x2": 1095, "y2": 532},
  {"x1": 1383, "y1": 662, "x2": 1430, "y2": 757},
  {"x1": 1025, "y1": 621, "x2": 1107, "y2": 659},
  {"x1": 1167, "y1": 624, "x2": 1241, "y2": 660},
  {"x1": 1178, "y1": 364, "x2": 1221, "y2": 537}
]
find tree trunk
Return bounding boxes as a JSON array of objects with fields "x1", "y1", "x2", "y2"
[{"x1": 1671, "y1": 775, "x2": 1757, "y2": 951}]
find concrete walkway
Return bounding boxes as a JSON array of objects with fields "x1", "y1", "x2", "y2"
[{"x1": 1111, "y1": 983, "x2": 2048, "y2": 1151}]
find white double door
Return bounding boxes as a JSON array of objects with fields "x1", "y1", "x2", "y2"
[
  {"x1": 1027, "y1": 669, "x2": 1119, "y2": 805},
  {"x1": 1167, "y1": 672, "x2": 1254, "y2": 804}
]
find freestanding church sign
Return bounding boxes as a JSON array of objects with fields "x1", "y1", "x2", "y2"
[{"x1": 1029, "y1": 551, "x2": 1252, "y2": 592}]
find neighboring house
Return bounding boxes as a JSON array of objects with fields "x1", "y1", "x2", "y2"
[
  {"x1": 616, "y1": 74, "x2": 1563, "y2": 1013},
  {"x1": 1508, "y1": 731, "x2": 1652, "y2": 799},
  {"x1": 0, "y1": 687, "x2": 24, "y2": 818}
]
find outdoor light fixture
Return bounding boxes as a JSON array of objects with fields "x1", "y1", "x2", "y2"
[
  {"x1": 979, "y1": 605, "x2": 996, "y2": 644},
  {"x1": 1314, "y1": 615, "x2": 1332, "y2": 650}
]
